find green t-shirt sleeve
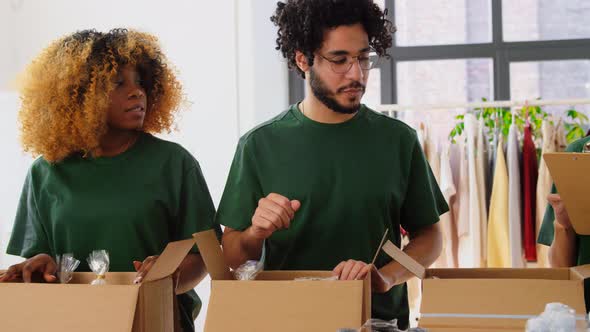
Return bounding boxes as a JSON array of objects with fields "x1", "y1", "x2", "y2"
[
  {"x1": 400, "y1": 138, "x2": 449, "y2": 234},
  {"x1": 6, "y1": 167, "x2": 52, "y2": 258},
  {"x1": 216, "y1": 137, "x2": 263, "y2": 231},
  {"x1": 176, "y1": 161, "x2": 222, "y2": 252},
  {"x1": 538, "y1": 184, "x2": 557, "y2": 246}
]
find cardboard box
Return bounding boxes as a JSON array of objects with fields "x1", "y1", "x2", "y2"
[
  {"x1": 543, "y1": 152, "x2": 590, "y2": 235},
  {"x1": 193, "y1": 229, "x2": 372, "y2": 332},
  {"x1": 0, "y1": 238, "x2": 200, "y2": 332},
  {"x1": 380, "y1": 240, "x2": 590, "y2": 331}
]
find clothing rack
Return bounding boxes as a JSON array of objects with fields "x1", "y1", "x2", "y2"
[{"x1": 376, "y1": 98, "x2": 590, "y2": 117}]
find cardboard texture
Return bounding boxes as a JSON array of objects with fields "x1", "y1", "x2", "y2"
[
  {"x1": 380, "y1": 239, "x2": 590, "y2": 331},
  {"x1": 544, "y1": 152, "x2": 590, "y2": 235},
  {"x1": 0, "y1": 238, "x2": 195, "y2": 332},
  {"x1": 193, "y1": 229, "x2": 371, "y2": 332}
]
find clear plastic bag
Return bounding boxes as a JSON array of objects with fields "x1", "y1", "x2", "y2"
[
  {"x1": 87, "y1": 250, "x2": 110, "y2": 285},
  {"x1": 233, "y1": 260, "x2": 263, "y2": 281},
  {"x1": 360, "y1": 319, "x2": 402, "y2": 332},
  {"x1": 339, "y1": 318, "x2": 428, "y2": 332},
  {"x1": 56, "y1": 253, "x2": 80, "y2": 284},
  {"x1": 525, "y1": 302, "x2": 584, "y2": 332}
]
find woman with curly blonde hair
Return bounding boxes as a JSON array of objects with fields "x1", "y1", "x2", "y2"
[{"x1": 0, "y1": 29, "x2": 219, "y2": 331}]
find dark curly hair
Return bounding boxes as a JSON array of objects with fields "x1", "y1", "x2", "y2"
[
  {"x1": 19, "y1": 28, "x2": 184, "y2": 162},
  {"x1": 271, "y1": 0, "x2": 395, "y2": 78}
]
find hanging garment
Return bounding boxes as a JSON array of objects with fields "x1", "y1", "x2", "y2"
[
  {"x1": 417, "y1": 122, "x2": 427, "y2": 153},
  {"x1": 535, "y1": 120, "x2": 557, "y2": 267},
  {"x1": 484, "y1": 123, "x2": 493, "y2": 214},
  {"x1": 487, "y1": 137, "x2": 511, "y2": 267},
  {"x1": 487, "y1": 114, "x2": 500, "y2": 212},
  {"x1": 556, "y1": 120, "x2": 568, "y2": 152},
  {"x1": 456, "y1": 137, "x2": 471, "y2": 268},
  {"x1": 476, "y1": 117, "x2": 488, "y2": 266},
  {"x1": 449, "y1": 142, "x2": 462, "y2": 267},
  {"x1": 435, "y1": 142, "x2": 457, "y2": 268},
  {"x1": 457, "y1": 114, "x2": 483, "y2": 267},
  {"x1": 522, "y1": 124, "x2": 538, "y2": 262},
  {"x1": 425, "y1": 128, "x2": 441, "y2": 185},
  {"x1": 507, "y1": 120, "x2": 525, "y2": 268}
]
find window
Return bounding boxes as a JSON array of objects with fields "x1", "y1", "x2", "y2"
[
  {"x1": 288, "y1": 0, "x2": 590, "y2": 113},
  {"x1": 397, "y1": 59, "x2": 493, "y2": 139},
  {"x1": 510, "y1": 60, "x2": 590, "y2": 114},
  {"x1": 395, "y1": 0, "x2": 492, "y2": 46},
  {"x1": 503, "y1": 0, "x2": 590, "y2": 42}
]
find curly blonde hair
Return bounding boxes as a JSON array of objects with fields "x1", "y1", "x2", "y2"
[{"x1": 18, "y1": 28, "x2": 184, "y2": 162}]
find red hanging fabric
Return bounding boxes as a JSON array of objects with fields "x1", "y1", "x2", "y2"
[{"x1": 521, "y1": 124, "x2": 538, "y2": 261}]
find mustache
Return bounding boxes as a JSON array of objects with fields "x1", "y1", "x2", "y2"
[{"x1": 337, "y1": 81, "x2": 366, "y2": 93}]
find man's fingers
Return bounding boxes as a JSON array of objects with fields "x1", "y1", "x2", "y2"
[
  {"x1": 259, "y1": 200, "x2": 291, "y2": 228},
  {"x1": 333, "y1": 261, "x2": 346, "y2": 277},
  {"x1": 133, "y1": 261, "x2": 142, "y2": 272},
  {"x1": 266, "y1": 194, "x2": 295, "y2": 219}
]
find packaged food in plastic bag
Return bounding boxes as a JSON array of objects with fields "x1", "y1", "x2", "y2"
[
  {"x1": 360, "y1": 318, "x2": 402, "y2": 332},
  {"x1": 56, "y1": 253, "x2": 80, "y2": 284},
  {"x1": 525, "y1": 302, "x2": 585, "y2": 332},
  {"x1": 87, "y1": 250, "x2": 110, "y2": 285},
  {"x1": 341, "y1": 318, "x2": 428, "y2": 332},
  {"x1": 233, "y1": 241, "x2": 267, "y2": 280},
  {"x1": 233, "y1": 260, "x2": 263, "y2": 280}
]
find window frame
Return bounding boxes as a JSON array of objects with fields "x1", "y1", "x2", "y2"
[{"x1": 288, "y1": 0, "x2": 590, "y2": 104}]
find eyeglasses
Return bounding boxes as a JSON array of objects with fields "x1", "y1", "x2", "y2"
[{"x1": 317, "y1": 51, "x2": 378, "y2": 74}]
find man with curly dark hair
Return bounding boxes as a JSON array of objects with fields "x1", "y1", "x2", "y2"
[
  {"x1": 217, "y1": 0, "x2": 448, "y2": 328},
  {"x1": 0, "y1": 29, "x2": 219, "y2": 331}
]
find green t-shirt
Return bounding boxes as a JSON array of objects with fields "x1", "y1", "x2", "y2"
[
  {"x1": 216, "y1": 104, "x2": 449, "y2": 329},
  {"x1": 538, "y1": 135, "x2": 590, "y2": 311},
  {"x1": 7, "y1": 132, "x2": 221, "y2": 332}
]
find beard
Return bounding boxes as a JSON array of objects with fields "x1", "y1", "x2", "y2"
[{"x1": 309, "y1": 68, "x2": 365, "y2": 114}]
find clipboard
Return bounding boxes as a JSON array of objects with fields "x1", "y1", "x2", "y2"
[{"x1": 543, "y1": 152, "x2": 590, "y2": 235}]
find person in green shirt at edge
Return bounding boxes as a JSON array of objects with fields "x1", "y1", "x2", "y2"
[
  {"x1": 215, "y1": 1, "x2": 449, "y2": 329},
  {"x1": 0, "y1": 29, "x2": 221, "y2": 332},
  {"x1": 538, "y1": 136, "x2": 590, "y2": 312}
]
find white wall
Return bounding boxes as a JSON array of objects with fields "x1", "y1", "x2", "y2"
[
  {"x1": 0, "y1": 1, "x2": 288, "y2": 330},
  {"x1": 236, "y1": 0, "x2": 290, "y2": 134}
]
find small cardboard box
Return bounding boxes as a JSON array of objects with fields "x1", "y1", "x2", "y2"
[
  {"x1": 0, "y1": 238, "x2": 202, "y2": 332},
  {"x1": 543, "y1": 152, "x2": 590, "y2": 235},
  {"x1": 379, "y1": 240, "x2": 590, "y2": 331},
  {"x1": 193, "y1": 229, "x2": 372, "y2": 332}
]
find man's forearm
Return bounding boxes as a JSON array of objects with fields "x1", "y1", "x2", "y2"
[{"x1": 222, "y1": 227, "x2": 265, "y2": 269}]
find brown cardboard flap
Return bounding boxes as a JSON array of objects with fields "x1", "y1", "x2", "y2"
[
  {"x1": 133, "y1": 278, "x2": 174, "y2": 332},
  {"x1": 0, "y1": 283, "x2": 139, "y2": 332},
  {"x1": 543, "y1": 153, "x2": 590, "y2": 235},
  {"x1": 381, "y1": 240, "x2": 426, "y2": 279},
  {"x1": 193, "y1": 230, "x2": 233, "y2": 280},
  {"x1": 571, "y1": 264, "x2": 590, "y2": 281},
  {"x1": 205, "y1": 279, "x2": 364, "y2": 331},
  {"x1": 362, "y1": 269, "x2": 372, "y2": 324},
  {"x1": 144, "y1": 238, "x2": 196, "y2": 282}
]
